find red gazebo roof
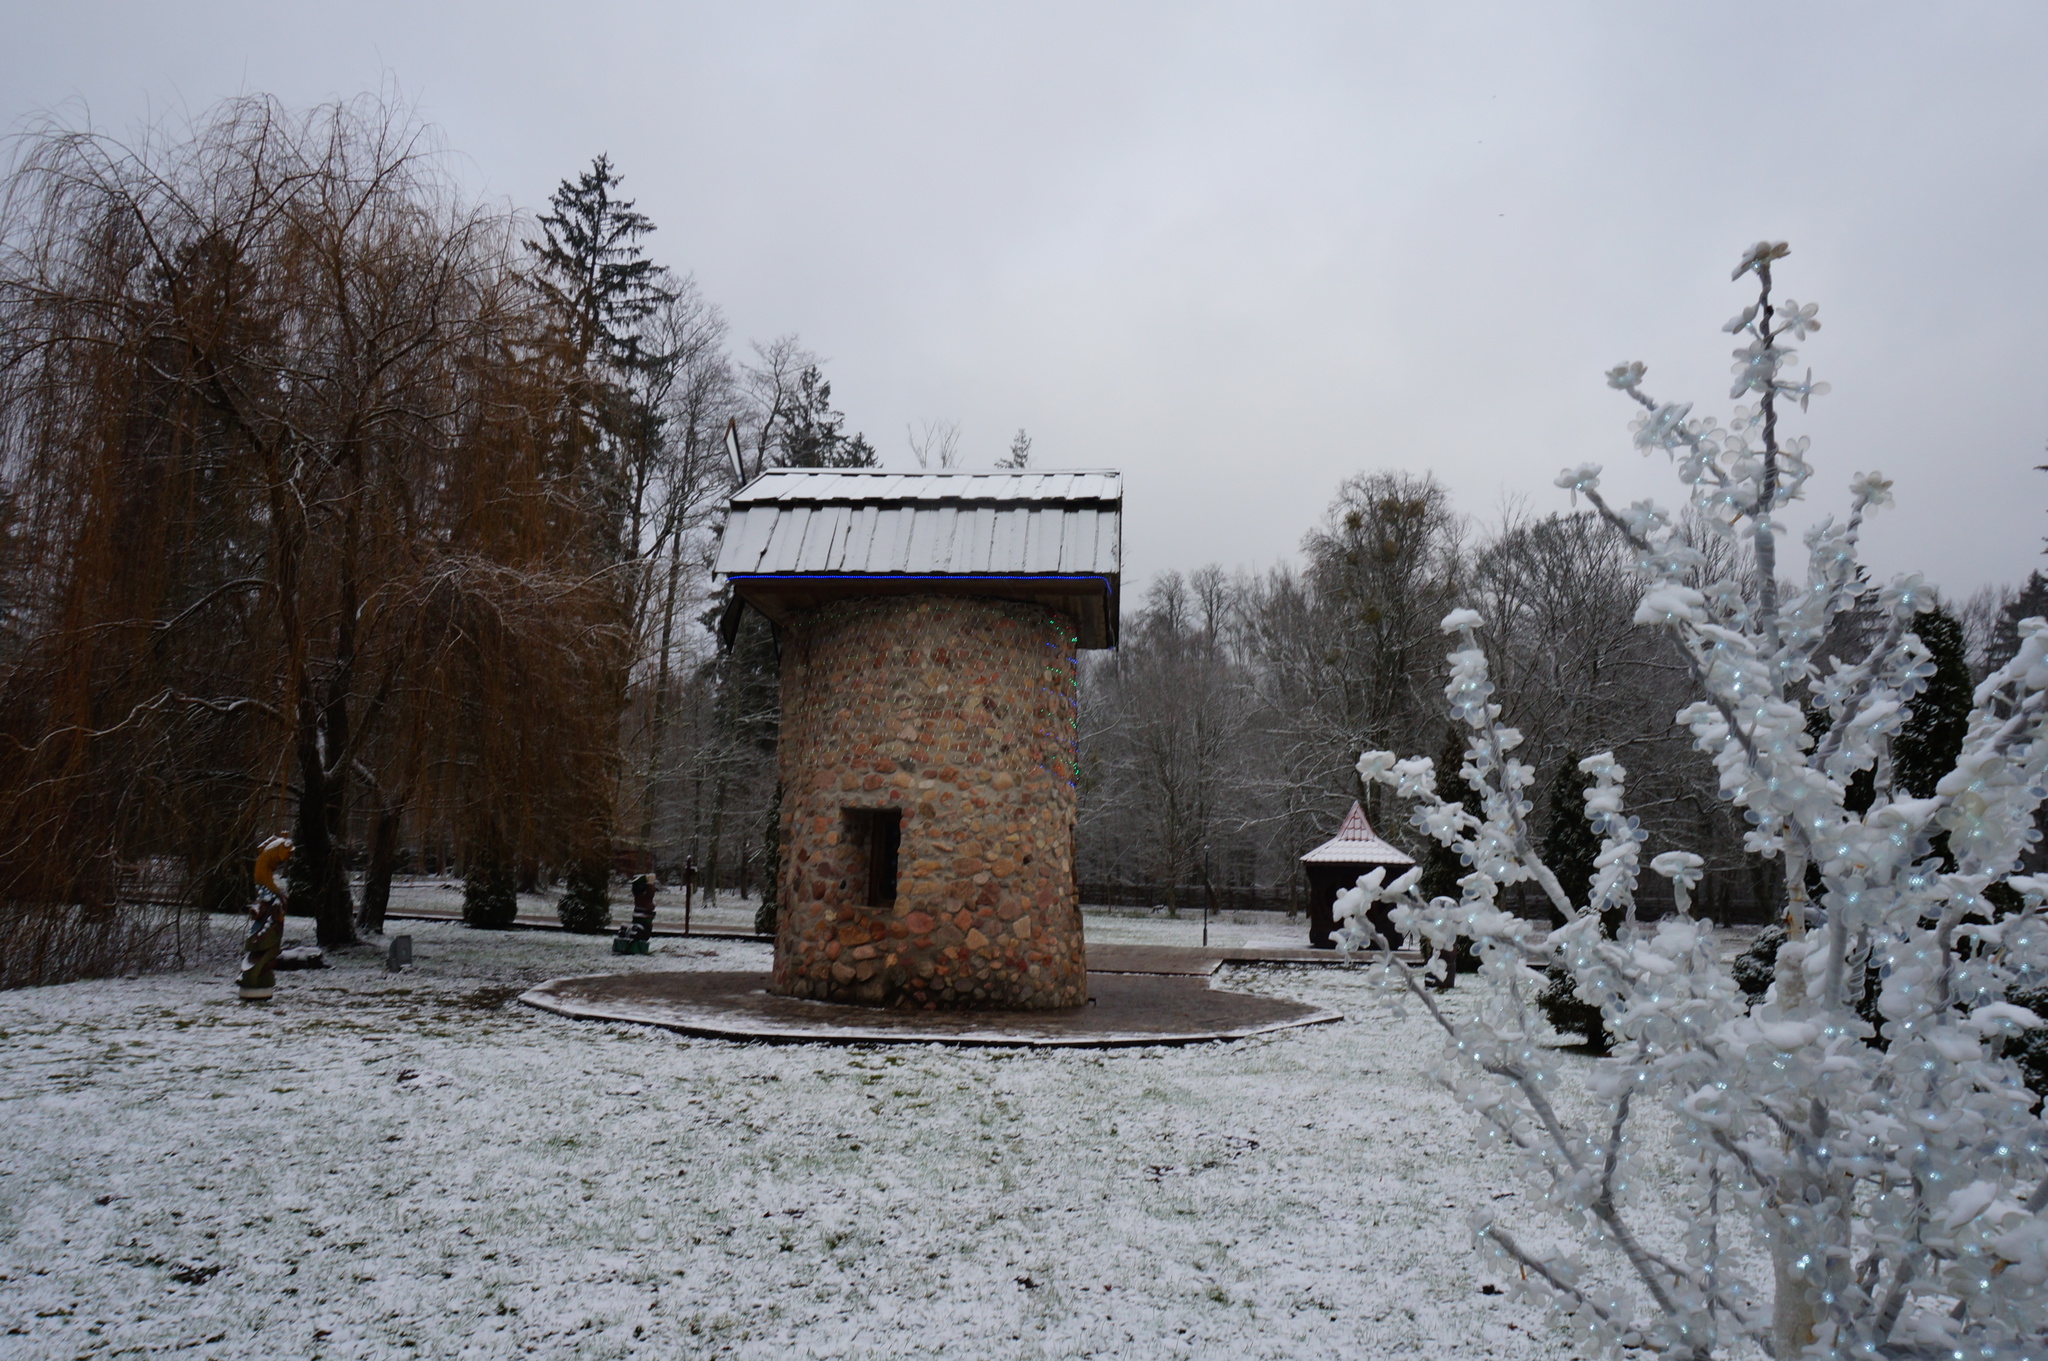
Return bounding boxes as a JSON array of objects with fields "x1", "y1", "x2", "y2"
[{"x1": 1299, "y1": 801, "x2": 1415, "y2": 867}]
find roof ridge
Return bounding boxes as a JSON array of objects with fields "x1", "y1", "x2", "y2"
[
  {"x1": 745, "y1": 468, "x2": 1123, "y2": 477},
  {"x1": 1298, "y1": 800, "x2": 1415, "y2": 866}
]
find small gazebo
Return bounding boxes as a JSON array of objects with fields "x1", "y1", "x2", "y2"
[{"x1": 1299, "y1": 802, "x2": 1415, "y2": 949}]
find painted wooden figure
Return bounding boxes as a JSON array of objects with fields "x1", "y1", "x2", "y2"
[
  {"x1": 613, "y1": 874, "x2": 658, "y2": 955},
  {"x1": 238, "y1": 836, "x2": 292, "y2": 1000}
]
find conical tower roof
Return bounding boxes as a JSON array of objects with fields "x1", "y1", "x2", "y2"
[{"x1": 1299, "y1": 801, "x2": 1415, "y2": 866}]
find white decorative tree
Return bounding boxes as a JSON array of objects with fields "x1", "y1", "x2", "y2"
[{"x1": 1337, "y1": 242, "x2": 2048, "y2": 1359}]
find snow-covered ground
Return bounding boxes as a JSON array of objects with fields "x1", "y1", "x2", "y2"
[{"x1": 2, "y1": 921, "x2": 1692, "y2": 1360}]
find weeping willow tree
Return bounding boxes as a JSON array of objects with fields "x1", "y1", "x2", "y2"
[{"x1": 0, "y1": 94, "x2": 621, "y2": 979}]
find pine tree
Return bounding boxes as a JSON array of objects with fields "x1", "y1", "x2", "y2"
[
  {"x1": 526, "y1": 154, "x2": 670, "y2": 893},
  {"x1": 1417, "y1": 725, "x2": 1480, "y2": 984},
  {"x1": 698, "y1": 600, "x2": 781, "y2": 908},
  {"x1": 1539, "y1": 753, "x2": 1602, "y2": 926},
  {"x1": 1895, "y1": 607, "x2": 1972, "y2": 798},
  {"x1": 463, "y1": 852, "x2": 519, "y2": 930},
  {"x1": 997, "y1": 428, "x2": 1032, "y2": 469},
  {"x1": 528, "y1": 154, "x2": 677, "y2": 560},
  {"x1": 1417, "y1": 726, "x2": 1470, "y2": 902},
  {"x1": 1535, "y1": 753, "x2": 1610, "y2": 1049},
  {"x1": 1987, "y1": 571, "x2": 2048, "y2": 676},
  {"x1": 528, "y1": 154, "x2": 672, "y2": 378},
  {"x1": 557, "y1": 858, "x2": 612, "y2": 933},
  {"x1": 778, "y1": 367, "x2": 876, "y2": 468}
]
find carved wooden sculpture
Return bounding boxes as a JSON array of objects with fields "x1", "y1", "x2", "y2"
[{"x1": 238, "y1": 837, "x2": 292, "y2": 1000}]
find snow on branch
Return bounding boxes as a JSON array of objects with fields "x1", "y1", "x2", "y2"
[{"x1": 1336, "y1": 244, "x2": 2048, "y2": 1359}]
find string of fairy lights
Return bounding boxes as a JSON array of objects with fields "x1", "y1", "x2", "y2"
[{"x1": 1036, "y1": 616, "x2": 1081, "y2": 788}]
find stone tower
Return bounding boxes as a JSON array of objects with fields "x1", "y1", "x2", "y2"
[{"x1": 714, "y1": 470, "x2": 1121, "y2": 1010}]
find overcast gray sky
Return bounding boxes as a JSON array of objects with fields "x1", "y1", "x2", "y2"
[{"x1": 8, "y1": 3, "x2": 2046, "y2": 600}]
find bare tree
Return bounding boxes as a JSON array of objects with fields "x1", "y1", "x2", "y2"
[
  {"x1": 907, "y1": 419, "x2": 961, "y2": 469},
  {"x1": 0, "y1": 94, "x2": 612, "y2": 963},
  {"x1": 1076, "y1": 482, "x2": 1764, "y2": 924}
]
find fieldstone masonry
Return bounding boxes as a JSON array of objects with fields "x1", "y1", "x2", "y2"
[{"x1": 771, "y1": 595, "x2": 1086, "y2": 1010}]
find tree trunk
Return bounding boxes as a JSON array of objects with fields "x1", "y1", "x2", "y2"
[
  {"x1": 1769, "y1": 1221, "x2": 1819, "y2": 1357},
  {"x1": 291, "y1": 689, "x2": 356, "y2": 948},
  {"x1": 641, "y1": 515, "x2": 686, "y2": 851},
  {"x1": 291, "y1": 756, "x2": 356, "y2": 947},
  {"x1": 755, "y1": 781, "x2": 782, "y2": 937},
  {"x1": 356, "y1": 803, "x2": 401, "y2": 935},
  {"x1": 705, "y1": 784, "x2": 726, "y2": 909}
]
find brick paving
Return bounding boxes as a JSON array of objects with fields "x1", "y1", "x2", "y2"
[{"x1": 520, "y1": 968, "x2": 1340, "y2": 1048}]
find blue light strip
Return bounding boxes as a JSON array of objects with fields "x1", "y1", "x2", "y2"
[{"x1": 727, "y1": 573, "x2": 1113, "y2": 591}]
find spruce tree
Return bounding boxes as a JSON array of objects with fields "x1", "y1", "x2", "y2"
[
  {"x1": 1985, "y1": 571, "x2": 2048, "y2": 678},
  {"x1": 998, "y1": 428, "x2": 1032, "y2": 469},
  {"x1": 1536, "y1": 753, "x2": 1611, "y2": 1050},
  {"x1": 1417, "y1": 726, "x2": 1480, "y2": 984},
  {"x1": 1895, "y1": 607, "x2": 1971, "y2": 798},
  {"x1": 1539, "y1": 752, "x2": 1601, "y2": 927},
  {"x1": 778, "y1": 366, "x2": 877, "y2": 468},
  {"x1": 527, "y1": 152, "x2": 677, "y2": 561},
  {"x1": 528, "y1": 154, "x2": 672, "y2": 380},
  {"x1": 557, "y1": 858, "x2": 612, "y2": 934},
  {"x1": 463, "y1": 851, "x2": 519, "y2": 930},
  {"x1": 526, "y1": 154, "x2": 670, "y2": 895},
  {"x1": 1417, "y1": 725, "x2": 1473, "y2": 903}
]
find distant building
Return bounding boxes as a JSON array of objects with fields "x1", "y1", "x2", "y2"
[
  {"x1": 715, "y1": 469, "x2": 1122, "y2": 1009},
  {"x1": 1298, "y1": 802, "x2": 1414, "y2": 949}
]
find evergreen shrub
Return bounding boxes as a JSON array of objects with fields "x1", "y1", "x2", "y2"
[
  {"x1": 558, "y1": 860, "x2": 612, "y2": 933},
  {"x1": 463, "y1": 856, "x2": 518, "y2": 929},
  {"x1": 1537, "y1": 967, "x2": 1609, "y2": 1052}
]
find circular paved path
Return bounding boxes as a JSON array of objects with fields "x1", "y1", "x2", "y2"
[{"x1": 519, "y1": 969, "x2": 1340, "y2": 1048}]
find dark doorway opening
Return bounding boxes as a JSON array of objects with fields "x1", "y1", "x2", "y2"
[{"x1": 844, "y1": 808, "x2": 902, "y2": 907}]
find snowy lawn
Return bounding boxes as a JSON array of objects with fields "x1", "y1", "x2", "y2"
[{"x1": 2, "y1": 922, "x2": 1691, "y2": 1359}]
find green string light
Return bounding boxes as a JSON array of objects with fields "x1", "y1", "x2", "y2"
[{"x1": 1033, "y1": 615, "x2": 1081, "y2": 786}]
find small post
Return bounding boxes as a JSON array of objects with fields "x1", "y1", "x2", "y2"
[
  {"x1": 682, "y1": 854, "x2": 697, "y2": 936},
  {"x1": 1199, "y1": 844, "x2": 1213, "y2": 949}
]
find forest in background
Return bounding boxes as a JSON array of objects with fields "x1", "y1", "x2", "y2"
[
  {"x1": 0, "y1": 95, "x2": 868, "y2": 981},
  {"x1": 1078, "y1": 474, "x2": 2043, "y2": 924},
  {"x1": 3, "y1": 93, "x2": 2043, "y2": 985}
]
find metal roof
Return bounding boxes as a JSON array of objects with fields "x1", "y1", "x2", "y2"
[
  {"x1": 717, "y1": 469, "x2": 1120, "y2": 576},
  {"x1": 729, "y1": 468, "x2": 1120, "y2": 508},
  {"x1": 714, "y1": 469, "x2": 1122, "y2": 647},
  {"x1": 1299, "y1": 802, "x2": 1416, "y2": 866}
]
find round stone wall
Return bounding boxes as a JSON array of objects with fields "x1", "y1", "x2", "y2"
[{"x1": 771, "y1": 595, "x2": 1085, "y2": 1010}]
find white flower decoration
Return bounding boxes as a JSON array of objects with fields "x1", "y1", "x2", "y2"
[
  {"x1": 1848, "y1": 470, "x2": 1894, "y2": 511},
  {"x1": 1605, "y1": 361, "x2": 1647, "y2": 390},
  {"x1": 1554, "y1": 463, "x2": 1603, "y2": 505},
  {"x1": 1355, "y1": 750, "x2": 1398, "y2": 784},
  {"x1": 1777, "y1": 367, "x2": 1831, "y2": 412},
  {"x1": 1631, "y1": 402, "x2": 1694, "y2": 450},
  {"x1": 1439, "y1": 608, "x2": 1485, "y2": 635},
  {"x1": 1728, "y1": 339, "x2": 1783, "y2": 400},
  {"x1": 1778, "y1": 298, "x2": 1821, "y2": 340},
  {"x1": 1731, "y1": 239, "x2": 1790, "y2": 280},
  {"x1": 1650, "y1": 851, "x2": 1705, "y2": 883},
  {"x1": 1651, "y1": 850, "x2": 1707, "y2": 916}
]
